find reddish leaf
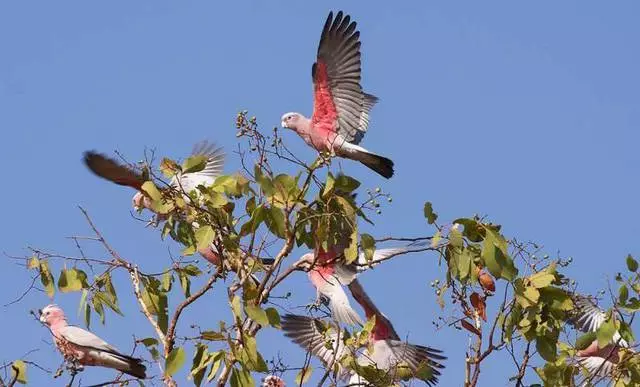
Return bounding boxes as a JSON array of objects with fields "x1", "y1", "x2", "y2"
[
  {"x1": 461, "y1": 319, "x2": 481, "y2": 337},
  {"x1": 479, "y1": 270, "x2": 496, "y2": 294},
  {"x1": 470, "y1": 292, "x2": 487, "y2": 321}
]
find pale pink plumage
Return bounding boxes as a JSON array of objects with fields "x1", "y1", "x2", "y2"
[{"x1": 39, "y1": 304, "x2": 146, "y2": 379}]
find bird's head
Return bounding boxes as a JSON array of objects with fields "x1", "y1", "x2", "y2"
[
  {"x1": 39, "y1": 304, "x2": 65, "y2": 325},
  {"x1": 280, "y1": 112, "x2": 304, "y2": 131},
  {"x1": 132, "y1": 191, "x2": 146, "y2": 212}
]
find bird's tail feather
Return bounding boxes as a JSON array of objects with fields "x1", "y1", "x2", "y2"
[
  {"x1": 330, "y1": 299, "x2": 363, "y2": 326},
  {"x1": 105, "y1": 352, "x2": 147, "y2": 379},
  {"x1": 351, "y1": 149, "x2": 394, "y2": 179}
]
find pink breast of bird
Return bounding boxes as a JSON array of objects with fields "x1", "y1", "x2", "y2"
[
  {"x1": 55, "y1": 336, "x2": 95, "y2": 365},
  {"x1": 308, "y1": 264, "x2": 336, "y2": 288},
  {"x1": 310, "y1": 62, "x2": 340, "y2": 152}
]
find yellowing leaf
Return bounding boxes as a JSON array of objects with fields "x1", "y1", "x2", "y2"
[
  {"x1": 265, "y1": 307, "x2": 281, "y2": 329},
  {"x1": 39, "y1": 260, "x2": 55, "y2": 298},
  {"x1": 295, "y1": 366, "x2": 313, "y2": 385},
  {"x1": 597, "y1": 314, "x2": 617, "y2": 348},
  {"x1": 360, "y1": 233, "x2": 375, "y2": 263},
  {"x1": 165, "y1": 347, "x2": 186, "y2": 377},
  {"x1": 182, "y1": 155, "x2": 208, "y2": 174},
  {"x1": 11, "y1": 360, "x2": 27, "y2": 384},
  {"x1": 194, "y1": 225, "x2": 215, "y2": 252},
  {"x1": 245, "y1": 304, "x2": 269, "y2": 326},
  {"x1": 529, "y1": 272, "x2": 555, "y2": 289},
  {"x1": 58, "y1": 268, "x2": 88, "y2": 293}
]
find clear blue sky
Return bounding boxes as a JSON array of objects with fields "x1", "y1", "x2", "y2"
[{"x1": 1, "y1": 1, "x2": 638, "y2": 385}]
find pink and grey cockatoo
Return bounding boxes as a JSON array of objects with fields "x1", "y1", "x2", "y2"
[
  {"x1": 83, "y1": 140, "x2": 225, "y2": 214},
  {"x1": 39, "y1": 304, "x2": 146, "y2": 379},
  {"x1": 347, "y1": 279, "x2": 445, "y2": 385},
  {"x1": 281, "y1": 280, "x2": 445, "y2": 385},
  {"x1": 84, "y1": 141, "x2": 229, "y2": 265},
  {"x1": 569, "y1": 295, "x2": 632, "y2": 384},
  {"x1": 281, "y1": 11, "x2": 394, "y2": 179},
  {"x1": 301, "y1": 245, "x2": 414, "y2": 327}
]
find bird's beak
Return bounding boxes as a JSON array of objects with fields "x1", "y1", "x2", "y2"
[
  {"x1": 281, "y1": 121, "x2": 288, "y2": 129},
  {"x1": 39, "y1": 311, "x2": 46, "y2": 323}
]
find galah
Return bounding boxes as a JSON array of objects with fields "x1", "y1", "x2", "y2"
[
  {"x1": 83, "y1": 140, "x2": 225, "y2": 214},
  {"x1": 280, "y1": 314, "x2": 352, "y2": 381},
  {"x1": 281, "y1": 281, "x2": 445, "y2": 385},
  {"x1": 347, "y1": 279, "x2": 445, "y2": 385},
  {"x1": 84, "y1": 141, "x2": 232, "y2": 265},
  {"x1": 301, "y1": 246, "x2": 413, "y2": 326},
  {"x1": 39, "y1": 304, "x2": 146, "y2": 379},
  {"x1": 569, "y1": 295, "x2": 632, "y2": 384},
  {"x1": 280, "y1": 11, "x2": 394, "y2": 179}
]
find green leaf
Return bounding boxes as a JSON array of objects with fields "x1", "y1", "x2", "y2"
[
  {"x1": 265, "y1": 307, "x2": 281, "y2": 329},
  {"x1": 295, "y1": 365, "x2": 313, "y2": 385},
  {"x1": 206, "y1": 351, "x2": 224, "y2": 382},
  {"x1": 94, "y1": 291, "x2": 123, "y2": 316},
  {"x1": 230, "y1": 295, "x2": 242, "y2": 319},
  {"x1": 240, "y1": 205, "x2": 266, "y2": 237},
  {"x1": 38, "y1": 260, "x2": 55, "y2": 298},
  {"x1": 245, "y1": 304, "x2": 269, "y2": 326},
  {"x1": 536, "y1": 336, "x2": 557, "y2": 361},
  {"x1": 190, "y1": 344, "x2": 208, "y2": 387},
  {"x1": 92, "y1": 296, "x2": 105, "y2": 325},
  {"x1": 529, "y1": 272, "x2": 555, "y2": 289},
  {"x1": 162, "y1": 271, "x2": 173, "y2": 292},
  {"x1": 344, "y1": 228, "x2": 359, "y2": 264},
  {"x1": 159, "y1": 158, "x2": 179, "y2": 179},
  {"x1": 58, "y1": 268, "x2": 88, "y2": 293},
  {"x1": 11, "y1": 360, "x2": 27, "y2": 384},
  {"x1": 230, "y1": 366, "x2": 254, "y2": 387},
  {"x1": 201, "y1": 331, "x2": 226, "y2": 341},
  {"x1": 141, "y1": 181, "x2": 174, "y2": 214},
  {"x1": 334, "y1": 174, "x2": 360, "y2": 193},
  {"x1": 322, "y1": 173, "x2": 335, "y2": 199},
  {"x1": 360, "y1": 233, "x2": 375, "y2": 263},
  {"x1": 265, "y1": 206, "x2": 286, "y2": 239},
  {"x1": 575, "y1": 332, "x2": 597, "y2": 350},
  {"x1": 458, "y1": 248, "x2": 472, "y2": 281},
  {"x1": 482, "y1": 229, "x2": 517, "y2": 281},
  {"x1": 165, "y1": 347, "x2": 186, "y2": 377},
  {"x1": 627, "y1": 254, "x2": 638, "y2": 272},
  {"x1": 620, "y1": 284, "x2": 629, "y2": 304},
  {"x1": 596, "y1": 314, "x2": 617, "y2": 348},
  {"x1": 182, "y1": 155, "x2": 208, "y2": 174},
  {"x1": 179, "y1": 271, "x2": 191, "y2": 298},
  {"x1": 195, "y1": 225, "x2": 215, "y2": 252},
  {"x1": 423, "y1": 202, "x2": 438, "y2": 224},
  {"x1": 619, "y1": 321, "x2": 635, "y2": 344},
  {"x1": 140, "y1": 337, "x2": 159, "y2": 347},
  {"x1": 141, "y1": 181, "x2": 163, "y2": 201}
]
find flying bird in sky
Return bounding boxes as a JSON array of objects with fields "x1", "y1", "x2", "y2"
[
  {"x1": 83, "y1": 140, "x2": 225, "y2": 214},
  {"x1": 281, "y1": 11, "x2": 394, "y2": 179},
  {"x1": 39, "y1": 304, "x2": 146, "y2": 379}
]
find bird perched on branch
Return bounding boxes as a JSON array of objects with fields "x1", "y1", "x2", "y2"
[
  {"x1": 281, "y1": 11, "x2": 394, "y2": 179},
  {"x1": 39, "y1": 304, "x2": 146, "y2": 379}
]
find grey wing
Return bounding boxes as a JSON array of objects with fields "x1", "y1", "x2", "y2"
[
  {"x1": 575, "y1": 356, "x2": 616, "y2": 386},
  {"x1": 60, "y1": 325, "x2": 120, "y2": 353},
  {"x1": 174, "y1": 141, "x2": 225, "y2": 193},
  {"x1": 313, "y1": 11, "x2": 377, "y2": 144},
  {"x1": 386, "y1": 341, "x2": 446, "y2": 385},
  {"x1": 571, "y1": 296, "x2": 607, "y2": 333},
  {"x1": 356, "y1": 247, "x2": 409, "y2": 272},
  {"x1": 281, "y1": 314, "x2": 348, "y2": 367},
  {"x1": 571, "y1": 295, "x2": 627, "y2": 347}
]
